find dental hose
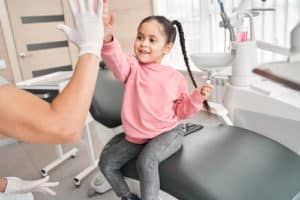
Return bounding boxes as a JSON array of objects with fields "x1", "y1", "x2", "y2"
[{"x1": 187, "y1": 68, "x2": 212, "y2": 117}]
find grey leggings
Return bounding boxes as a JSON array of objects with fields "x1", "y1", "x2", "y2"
[{"x1": 99, "y1": 124, "x2": 185, "y2": 200}]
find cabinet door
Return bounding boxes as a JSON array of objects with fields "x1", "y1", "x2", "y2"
[{"x1": 6, "y1": 0, "x2": 73, "y2": 80}]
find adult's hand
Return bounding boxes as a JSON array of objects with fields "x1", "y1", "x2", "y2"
[
  {"x1": 57, "y1": 0, "x2": 104, "y2": 57},
  {"x1": 5, "y1": 176, "x2": 59, "y2": 196}
]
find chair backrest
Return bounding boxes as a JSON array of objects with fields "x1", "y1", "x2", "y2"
[{"x1": 90, "y1": 64, "x2": 124, "y2": 128}]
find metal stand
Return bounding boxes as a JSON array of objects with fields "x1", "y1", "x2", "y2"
[
  {"x1": 16, "y1": 72, "x2": 99, "y2": 186},
  {"x1": 41, "y1": 114, "x2": 99, "y2": 187},
  {"x1": 73, "y1": 114, "x2": 99, "y2": 187},
  {"x1": 41, "y1": 146, "x2": 78, "y2": 176}
]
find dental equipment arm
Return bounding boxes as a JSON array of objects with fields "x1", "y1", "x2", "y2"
[
  {"x1": 236, "y1": 0, "x2": 273, "y2": 13},
  {"x1": 217, "y1": 0, "x2": 236, "y2": 41},
  {"x1": 253, "y1": 68, "x2": 300, "y2": 91},
  {"x1": 253, "y1": 21, "x2": 300, "y2": 91},
  {"x1": 220, "y1": 0, "x2": 271, "y2": 41}
]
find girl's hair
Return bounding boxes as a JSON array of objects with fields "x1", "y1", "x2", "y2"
[{"x1": 139, "y1": 16, "x2": 211, "y2": 115}]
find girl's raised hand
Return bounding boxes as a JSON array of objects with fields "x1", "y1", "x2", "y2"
[
  {"x1": 199, "y1": 83, "x2": 213, "y2": 99},
  {"x1": 102, "y1": 0, "x2": 115, "y2": 43}
]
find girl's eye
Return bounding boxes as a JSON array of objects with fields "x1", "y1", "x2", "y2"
[
  {"x1": 150, "y1": 38, "x2": 156, "y2": 43},
  {"x1": 137, "y1": 35, "x2": 143, "y2": 40}
]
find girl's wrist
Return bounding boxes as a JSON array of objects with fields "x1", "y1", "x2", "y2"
[{"x1": 104, "y1": 34, "x2": 113, "y2": 43}]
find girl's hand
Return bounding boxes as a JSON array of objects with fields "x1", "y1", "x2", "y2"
[
  {"x1": 102, "y1": 0, "x2": 115, "y2": 43},
  {"x1": 199, "y1": 83, "x2": 213, "y2": 99}
]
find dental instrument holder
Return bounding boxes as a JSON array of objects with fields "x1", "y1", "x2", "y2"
[
  {"x1": 220, "y1": 12, "x2": 236, "y2": 42},
  {"x1": 229, "y1": 11, "x2": 257, "y2": 87},
  {"x1": 218, "y1": 0, "x2": 236, "y2": 42}
]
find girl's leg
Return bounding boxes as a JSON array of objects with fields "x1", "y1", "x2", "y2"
[
  {"x1": 136, "y1": 124, "x2": 185, "y2": 200},
  {"x1": 99, "y1": 133, "x2": 144, "y2": 197}
]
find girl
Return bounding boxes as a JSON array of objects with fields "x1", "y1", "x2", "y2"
[{"x1": 99, "y1": 3, "x2": 213, "y2": 200}]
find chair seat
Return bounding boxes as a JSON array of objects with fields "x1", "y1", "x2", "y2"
[{"x1": 122, "y1": 125, "x2": 300, "y2": 200}]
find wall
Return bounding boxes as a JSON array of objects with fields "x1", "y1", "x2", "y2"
[{"x1": 108, "y1": 0, "x2": 153, "y2": 54}]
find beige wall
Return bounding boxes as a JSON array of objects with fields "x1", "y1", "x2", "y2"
[
  {"x1": 109, "y1": 0, "x2": 153, "y2": 54},
  {"x1": 0, "y1": 21, "x2": 14, "y2": 83}
]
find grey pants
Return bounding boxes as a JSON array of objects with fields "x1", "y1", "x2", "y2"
[{"x1": 99, "y1": 124, "x2": 185, "y2": 200}]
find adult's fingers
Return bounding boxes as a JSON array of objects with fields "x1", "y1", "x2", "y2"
[
  {"x1": 78, "y1": 0, "x2": 86, "y2": 13},
  {"x1": 68, "y1": 0, "x2": 78, "y2": 15},
  {"x1": 35, "y1": 187, "x2": 57, "y2": 196},
  {"x1": 24, "y1": 176, "x2": 50, "y2": 190},
  {"x1": 87, "y1": 0, "x2": 94, "y2": 13},
  {"x1": 40, "y1": 181, "x2": 60, "y2": 188},
  {"x1": 56, "y1": 24, "x2": 73, "y2": 38}
]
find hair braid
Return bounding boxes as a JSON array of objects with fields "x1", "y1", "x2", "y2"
[{"x1": 172, "y1": 20, "x2": 211, "y2": 116}]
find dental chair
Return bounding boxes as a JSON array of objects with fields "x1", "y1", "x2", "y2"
[{"x1": 90, "y1": 64, "x2": 300, "y2": 200}]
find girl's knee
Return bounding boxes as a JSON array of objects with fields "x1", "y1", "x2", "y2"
[
  {"x1": 99, "y1": 153, "x2": 113, "y2": 173},
  {"x1": 136, "y1": 153, "x2": 158, "y2": 172}
]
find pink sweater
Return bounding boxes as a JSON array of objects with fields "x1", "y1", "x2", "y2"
[{"x1": 102, "y1": 39, "x2": 206, "y2": 144}]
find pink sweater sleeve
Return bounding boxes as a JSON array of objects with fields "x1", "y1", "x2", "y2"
[
  {"x1": 173, "y1": 79, "x2": 206, "y2": 120},
  {"x1": 101, "y1": 39, "x2": 132, "y2": 83}
]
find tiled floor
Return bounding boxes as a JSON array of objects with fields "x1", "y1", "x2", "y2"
[{"x1": 0, "y1": 114, "x2": 221, "y2": 200}]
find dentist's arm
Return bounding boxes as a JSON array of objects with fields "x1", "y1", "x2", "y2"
[{"x1": 0, "y1": 0, "x2": 104, "y2": 144}]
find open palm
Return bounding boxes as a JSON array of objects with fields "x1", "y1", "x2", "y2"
[{"x1": 102, "y1": 0, "x2": 115, "y2": 42}]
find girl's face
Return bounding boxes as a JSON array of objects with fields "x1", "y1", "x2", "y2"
[{"x1": 134, "y1": 20, "x2": 173, "y2": 64}]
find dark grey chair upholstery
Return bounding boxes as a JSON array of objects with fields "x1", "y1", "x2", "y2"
[{"x1": 90, "y1": 65, "x2": 300, "y2": 200}]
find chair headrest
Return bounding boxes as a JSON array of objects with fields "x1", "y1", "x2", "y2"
[{"x1": 90, "y1": 66, "x2": 124, "y2": 128}]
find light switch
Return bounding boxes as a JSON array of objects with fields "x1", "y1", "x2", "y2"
[{"x1": 0, "y1": 59, "x2": 6, "y2": 69}]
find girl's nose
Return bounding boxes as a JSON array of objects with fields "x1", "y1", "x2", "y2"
[{"x1": 141, "y1": 40, "x2": 149, "y2": 47}]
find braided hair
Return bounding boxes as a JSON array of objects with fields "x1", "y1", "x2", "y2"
[{"x1": 138, "y1": 16, "x2": 211, "y2": 115}]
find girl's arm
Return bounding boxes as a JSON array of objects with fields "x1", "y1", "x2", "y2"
[
  {"x1": 173, "y1": 79, "x2": 212, "y2": 120},
  {"x1": 102, "y1": 38, "x2": 133, "y2": 84},
  {"x1": 100, "y1": 0, "x2": 131, "y2": 83}
]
